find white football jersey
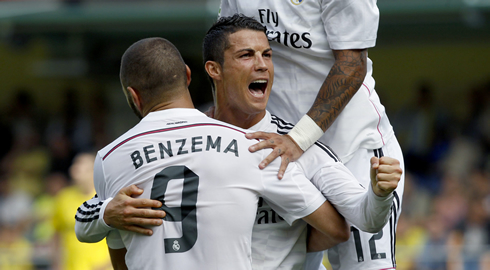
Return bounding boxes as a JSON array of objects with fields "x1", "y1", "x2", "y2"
[
  {"x1": 248, "y1": 112, "x2": 394, "y2": 270},
  {"x1": 76, "y1": 111, "x2": 396, "y2": 270},
  {"x1": 94, "y1": 109, "x2": 326, "y2": 270},
  {"x1": 219, "y1": 0, "x2": 394, "y2": 163}
]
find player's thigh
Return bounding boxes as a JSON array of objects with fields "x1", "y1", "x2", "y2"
[{"x1": 343, "y1": 147, "x2": 372, "y2": 188}]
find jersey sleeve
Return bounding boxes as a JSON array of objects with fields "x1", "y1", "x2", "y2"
[
  {"x1": 75, "y1": 195, "x2": 114, "y2": 243},
  {"x1": 219, "y1": 0, "x2": 238, "y2": 17},
  {"x1": 260, "y1": 160, "x2": 326, "y2": 226},
  {"x1": 310, "y1": 162, "x2": 393, "y2": 233},
  {"x1": 106, "y1": 229, "x2": 125, "y2": 249},
  {"x1": 321, "y1": 0, "x2": 379, "y2": 50}
]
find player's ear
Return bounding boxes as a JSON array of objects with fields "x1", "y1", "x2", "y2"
[
  {"x1": 205, "y1": 61, "x2": 222, "y2": 81},
  {"x1": 127, "y1": 86, "x2": 143, "y2": 114},
  {"x1": 185, "y1": 65, "x2": 191, "y2": 87}
]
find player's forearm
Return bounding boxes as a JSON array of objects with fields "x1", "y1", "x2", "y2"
[
  {"x1": 303, "y1": 201, "x2": 350, "y2": 247},
  {"x1": 313, "y1": 166, "x2": 393, "y2": 233},
  {"x1": 359, "y1": 184, "x2": 394, "y2": 233},
  {"x1": 306, "y1": 49, "x2": 367, "y2": 132},
  {"x1": 75, "y1": 196, "x2": 114, "y2": 243},
  {"x1": 335, "y1": 184, "x2": 393, "y2": 233},
  {"x1": 109, "y1": 248, "x2": 128, "y2": 270},
  {"x1": 307, "y1": 226, "x2": 337, "y2": 252}
]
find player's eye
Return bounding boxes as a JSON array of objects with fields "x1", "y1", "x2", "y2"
[{"x1": 263, "y1": 50, "x2": 272, "y2": 58}]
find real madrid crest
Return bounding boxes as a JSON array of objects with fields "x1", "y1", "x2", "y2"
[
  {"x1": 291, "y1": 0, "x2": 303, "y2": 5},
  {"x1": 172, "y1": 240, "x2": 181, "y2": 251}
]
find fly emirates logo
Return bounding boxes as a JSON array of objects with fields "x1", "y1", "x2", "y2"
[{"x1": 258, "y1": 9, "x2": 312, "y2": 49}]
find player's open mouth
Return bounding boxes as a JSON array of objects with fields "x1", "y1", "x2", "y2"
[{"x1": 249, "y1": 79, "x2": 267, "y2": 97}]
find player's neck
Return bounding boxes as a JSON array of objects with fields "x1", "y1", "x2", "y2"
[
  {"x1": 143, "y1": 91, "x2": 195, "y2": 115},
  {"x1": 215, "y1": 107, "x2": 265, "y2": 129}
]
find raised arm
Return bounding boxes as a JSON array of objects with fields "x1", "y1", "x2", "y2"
[
  {"x1": 314, "y1": 156, "x2": 400, "y2": 233},
  {"x1": 247, "y1": 49, "x2": 367, "y2": 177},
  {"x1": 306, "y1": 49, "x2": 367, "y2": 134},
  {"x1": 307, "y1": 156, "x2": 401, "y2": 252}
]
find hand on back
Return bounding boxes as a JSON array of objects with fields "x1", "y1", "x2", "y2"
[
  {"x1": 246, "y1": 132, "x2": 304, "y2": 179},
  {"x1": 104, "y1": 185, "x2": 166, "y2": 236}
]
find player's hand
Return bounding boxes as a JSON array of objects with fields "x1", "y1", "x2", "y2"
[
  {"x1": 104, "y1": 185, "x2": 166, "y2": 236},
  {"x1": 370, "y1": 156, "x2": 402, "y2": 197},
  {"x1": 245, "y1": 132, "x2": 304, "y2": 179}
]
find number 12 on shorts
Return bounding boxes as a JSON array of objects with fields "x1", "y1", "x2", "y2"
[{"x1": 350, "y1": 226, "x2": 386, "y2": 262}]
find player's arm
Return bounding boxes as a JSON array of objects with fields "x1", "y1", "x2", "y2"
[
  {"x1": 75, "y1": 185, "x2": 166, "y2": 242},
  {"x1": 307, "y1": 48, "x2": 367, "y2": 133},
  {"x1": 302, "y1": 200, "x2": 350, "y2": 247},
  {"x1": 311, "y1": 156, "x2": 401, "y2": 234},
  {"x1": 266, "y1": 163, "x2": 350, "y2": 245},
  {"x1": 246, "y1": 49, "x2": 367, "y2": 178},
  {"x1": 109, "y1": 248, "x2": 128, "y2": 270},
  {"x1": 102, "y1": 185, "x2": 166, "y2": 235},
  {"x1": 107, "y1": 229, "x2": 128, "y2": 270},
  {"x1": 306, "y1": 155, "x2": 399, "y2": 251},
  {"x1": 307, "y1": 157, "x2": 401, "y2": 252},
  {"x1": 308, "y1": 225, "x2": 337, "y2": 252},
  {"x1": 75, "y1": 194, "x2": 113, "y2": 243}
]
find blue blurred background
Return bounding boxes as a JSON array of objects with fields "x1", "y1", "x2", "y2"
[{"x1": 0, "y1": 0, "x2": 489, "y2": 269}]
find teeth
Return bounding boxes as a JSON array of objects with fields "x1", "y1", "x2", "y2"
[{"x1": 252, "y1": 80, "x2": 267, "y2": 83}]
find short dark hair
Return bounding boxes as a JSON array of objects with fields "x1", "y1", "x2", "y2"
[
  {"x1": 202, "y1": 14, "x2": 267, "y2": 96},
  {"x1": 203, "y1": 14, "x2": 267, "y2": 67},
  {"x1": 120, "y1": 37, "x2": 186, "y2": 114}
]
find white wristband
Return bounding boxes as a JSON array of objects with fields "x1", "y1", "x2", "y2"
[{"x1": 288, "y1": 114, "x2": 324, "y2": 151}]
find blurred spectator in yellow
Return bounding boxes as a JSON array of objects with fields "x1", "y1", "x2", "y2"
[
  {"x1": 31, "y1": 172, "x2": 68, "y2": 268},
  {"x1": 51, "y1": 152, "x2": 111, "y2": 270},
  {"x1": 0, "y1": 174, "x2": 33, "y2": 270},
  {"x1": 0, "y1": 223, "x2": 33, "y2": 270},
  {"x1": 395, "y1": 212, "x2": 427, "y2": 270}
]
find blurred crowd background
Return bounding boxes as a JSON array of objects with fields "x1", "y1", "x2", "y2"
[{"x1": 0, "y1": 0, "x2": 489, "y2": 269}]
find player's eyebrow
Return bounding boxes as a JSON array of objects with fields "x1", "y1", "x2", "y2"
[
  {"x1": 235, "y1": 48, "x2": 254, "y2": 54},
  {"x1": 235, "y1": 47, "x2": 272, "y2": 55}
]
